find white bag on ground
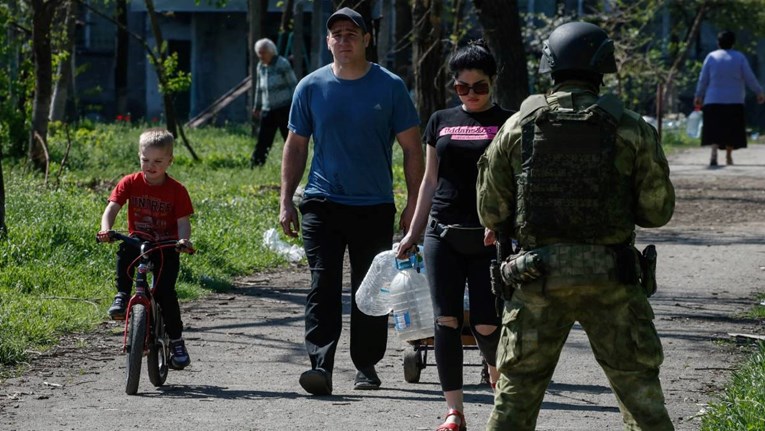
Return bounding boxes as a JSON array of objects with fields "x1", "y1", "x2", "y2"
[{"x1": 262, "y1": 228, "x2": 305, "y2": 262}]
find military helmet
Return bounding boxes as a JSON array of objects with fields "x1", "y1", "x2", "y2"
[{"x1": 538, "y1": 21, "x2": 617, "y2": 74}]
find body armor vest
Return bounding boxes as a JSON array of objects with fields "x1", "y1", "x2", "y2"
[{"x1": 515, "y1": 92, "x2": 633, "y2": 248}]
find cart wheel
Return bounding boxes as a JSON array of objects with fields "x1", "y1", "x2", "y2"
[{"x1": 403, "y1": 346, "x2": 424, "y2": 383}]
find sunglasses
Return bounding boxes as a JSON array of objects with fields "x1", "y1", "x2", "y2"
[{"x1": 454, "y1": 82, "x2": 491, "y2": 96}]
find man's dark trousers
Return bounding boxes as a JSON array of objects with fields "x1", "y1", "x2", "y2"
[{"x1": 299, "y1": 198, "x2": 395, "y2": 374}]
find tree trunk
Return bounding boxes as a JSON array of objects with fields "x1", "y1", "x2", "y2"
[
  {"x1": 292, "y1": 1, "x2": 305, "y2": 77},
  {"x1": 114, "y1": 0, "x2": 129, "y2": 116},
  {"x1": 472, "y1": 0, "x2": 528, "y2": 110},
  {"x1": 29, "y1": 0, "x2": 61, "y2": 170},
  {"x1": 412, "y1": 0, "x2": 445, "y2": 128},
  {"x1": 144, "y1": 0, "x2": 178, "y2": 137},
  {"x1": 278, "y1": 0, "x2": 295, "y2": 55},
  {"x1": 248, "y1": 0, "x2": 266, "y2": 136},
  {"x1": 393, "y1": 0, "x2": 412, "y2": 83},
  {"x1": 143, "y1": 0, "x2": 198, "y2": 159},
  {"x1": 50, "y1": 0, "x2": 77, "y2": 122}
]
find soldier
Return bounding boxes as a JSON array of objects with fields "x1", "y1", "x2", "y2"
[{"x1": 476, "y1": 22, "x2": 675, "y2": 430}]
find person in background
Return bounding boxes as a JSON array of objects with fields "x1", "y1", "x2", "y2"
[
  {"x1": 250, "y1": 38, "x2": 298, "y2": 168},
  {"x1": 478, "y1": 22, "x2": 675, "y2": 430},
  {"x1": 694, "y1": 30, "x2": 765, "y2": 167},
  {"x1": 97, "y1": 128, "x2": 195, "y2": 370},
  {"x1": 396, "y1": 40, "x2": 512, "y2": 431},
  {"x1": 279, "y1": 7, "x2": 424, "y2": 396}
]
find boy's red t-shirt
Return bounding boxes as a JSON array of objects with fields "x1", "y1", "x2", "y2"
[{"x1": 109, "y1": 172, "x2": 194, "y2": 240}]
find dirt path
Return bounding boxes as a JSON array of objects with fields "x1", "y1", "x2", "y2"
[{"x1": 2, "y1": 143, "x2": 764, "y2": 431}]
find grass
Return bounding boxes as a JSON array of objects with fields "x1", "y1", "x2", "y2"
[
  {"x1": 700, "y1": 343, "x2": 765, "y2": 431},
  {"x1": 0, "y1": 123, "x2": 291, "y2": 368},
  {"x1": 743, "y1": 293, "x2": 765, "y2": 320}
]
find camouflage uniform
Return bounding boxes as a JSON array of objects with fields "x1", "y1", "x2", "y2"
[{"x1": 477, "y1": 82, "x2": 675, "y2": 431}]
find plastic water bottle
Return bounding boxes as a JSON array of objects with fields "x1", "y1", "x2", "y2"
[
  {"x1": 686, "y1": 106, "x2": 703, "y2": 138},
  {"x1": 463, "y1": 283, "x2": 470, "y2": 311},
  {"x1": 389, "y1": 268, "x2": 435, "y2": 341},
  {"x1": 356, "y1": 249, "x2": 399, "y2": 316}
]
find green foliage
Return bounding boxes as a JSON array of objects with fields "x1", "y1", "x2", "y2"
[
  {"x1": 0, "y1": 2, "x2": 33, "y2": 158},
  {"x1": 0, "y1": 124, "x2": 304, "y2": 366},
  {"x1": 150, "y1": 47, "x2": 192, "y2": 95},
  {"x1": 700, "y1": 343, "x2": 765, "y2": 430}
]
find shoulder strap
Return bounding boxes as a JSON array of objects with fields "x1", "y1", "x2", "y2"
[
  {"x1": 519, "y1": 94, "x2": 549, "y2": 126},
  {"x1": 588, "y1": 94, "x2": 623, "y2": 123}
]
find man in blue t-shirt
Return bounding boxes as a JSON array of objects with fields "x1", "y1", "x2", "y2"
[{"x1": 279, "y1": 6, "x2": 424, "y2": 396}]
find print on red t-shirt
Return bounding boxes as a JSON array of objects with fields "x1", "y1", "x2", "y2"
[{"x1": 109, "y1": 172, "x2": 194, "y2": 240}]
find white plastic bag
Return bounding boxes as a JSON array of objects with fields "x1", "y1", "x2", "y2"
[
  {"x1": 262, "y1": 228, "x2": 305, "y2": 262},
  {"x1": 686, "y1": 108, "x2": 703, "y2": 138}
]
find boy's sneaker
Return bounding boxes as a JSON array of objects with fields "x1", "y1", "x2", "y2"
[
  {"x1": 108, "y1": 293, "x2": 127, "y2": 320},
  {"x1": 170, "y1": 339, "x2": 191, "y2": 369}
]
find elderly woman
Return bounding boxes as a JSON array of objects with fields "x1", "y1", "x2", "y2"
[
  {"x1": 694, "y1": 30, "x2": 765, "y2": 166},
  {"x1": 251, "y1": 38, "x2": 298, "y2": 167}
]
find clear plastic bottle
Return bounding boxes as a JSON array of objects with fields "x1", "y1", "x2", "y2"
[
  {"x1": 356, "y1": 249, "x2": 399, "y2": 316},
  {"x1": 389, "y1": 263, "x2": 434, "y2": 342},
  {"x1": 686, "y1": 106, "x2": 703, "y2": 138}
]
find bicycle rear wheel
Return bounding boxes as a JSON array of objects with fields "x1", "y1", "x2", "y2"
[
  {"x1": 147, "y1": 307, "x2": 168, "y2": 387},
  {"x1": 125, "y1": 304, "x2": 147, "y2": 395}
]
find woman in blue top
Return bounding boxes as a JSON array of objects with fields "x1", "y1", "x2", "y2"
[
  {"x1": 397, "y1": 40, "x2": 513, "y2": 431},
  {"x1": 694, "y1": 30, "x2": 765, "y2": 166}
]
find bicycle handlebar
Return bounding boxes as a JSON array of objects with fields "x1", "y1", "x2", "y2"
[{"x1": 97, "y1": 230, "x2": 196, "y2": 255}]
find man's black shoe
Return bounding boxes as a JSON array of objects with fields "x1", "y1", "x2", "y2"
[
  {"x1": 353, "y1": 366, "x2": 381, "y2": 390},
  {"x1": 299, "y1": 369, "x2": 332, "y2": 396}
]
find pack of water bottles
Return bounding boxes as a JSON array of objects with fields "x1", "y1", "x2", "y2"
[{"x1": 356, "y1": 244, "x2": 435, "y2": 342}]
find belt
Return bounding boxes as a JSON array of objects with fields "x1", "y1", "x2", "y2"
[{"x1": 428, "y1": 217, "x2": 483, "y2": 236}]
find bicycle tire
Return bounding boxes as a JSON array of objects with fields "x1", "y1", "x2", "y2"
[
  {"x1": 147, "y1": 308, "x2": 168, "y2": 387},
  {"x1": 125, "y1": 304, "x2": 147, "y2": 395}
]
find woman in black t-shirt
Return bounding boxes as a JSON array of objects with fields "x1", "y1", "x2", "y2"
[{"x1": 397, "y1": 40, "x2": 513, "y2": 431}]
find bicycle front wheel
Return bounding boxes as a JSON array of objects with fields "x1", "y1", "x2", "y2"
[
  {"x1": 147, "y1": 306, "x2": 168, "y2": 387},
  {"x1": 125, "y1": 304, "x2": 147, "y2": 395}
]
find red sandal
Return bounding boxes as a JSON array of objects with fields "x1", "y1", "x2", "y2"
[{"x1": 436, "y1": 408, "x2": 466, "y2": 431}]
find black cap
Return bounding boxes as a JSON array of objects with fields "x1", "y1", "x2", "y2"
[{"x1": 326, "y1": 7, "x2": 368, "y2": 33}]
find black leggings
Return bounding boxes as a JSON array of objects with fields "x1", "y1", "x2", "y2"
[{"x1": 423, "y1": 226, "x2": 500, "y2": 392}]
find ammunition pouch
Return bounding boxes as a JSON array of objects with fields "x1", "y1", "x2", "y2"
[
  {"x1": 638, "y1": 244, "x2": 658, "y2": 297},
  {"x1": 500, "y1": 252, "x2": 544, "y2": 286}
]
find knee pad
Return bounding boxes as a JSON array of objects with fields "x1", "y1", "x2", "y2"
[{"x1": 472, "y1": 326, "x2": 500, "y2": 367}]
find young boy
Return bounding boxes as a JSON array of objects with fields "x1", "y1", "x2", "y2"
[{"x1": 97, "y1": 128, "x2": 194, "y2": 369}]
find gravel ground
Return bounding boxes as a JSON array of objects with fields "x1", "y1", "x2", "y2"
[{"x1": 1, "y1": 142, "x2": 764, "y2": 431}]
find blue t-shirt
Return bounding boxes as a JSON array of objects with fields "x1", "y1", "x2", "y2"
[{"x1": 289, "y1": 63, "x2": 419, "y2": 205}]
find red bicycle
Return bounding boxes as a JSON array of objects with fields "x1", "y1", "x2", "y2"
[{"x1": 99, "y1": 231, "x2": 194, "y2": 395}]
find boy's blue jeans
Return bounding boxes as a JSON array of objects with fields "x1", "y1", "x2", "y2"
[
  {"x1": 116, "y1": 243, "x2": 183, "y2": 339},
  {"x1": 299, "y1": 198, "x2": 395, "y2": 374}
]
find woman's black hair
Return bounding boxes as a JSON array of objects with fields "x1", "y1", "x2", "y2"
[
  {"x1": 448, "y1": 39, "x2": 497, "y2": 79},
  {"x1": 718, "y1": 31, "x2": 735, "y2": 49}
]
